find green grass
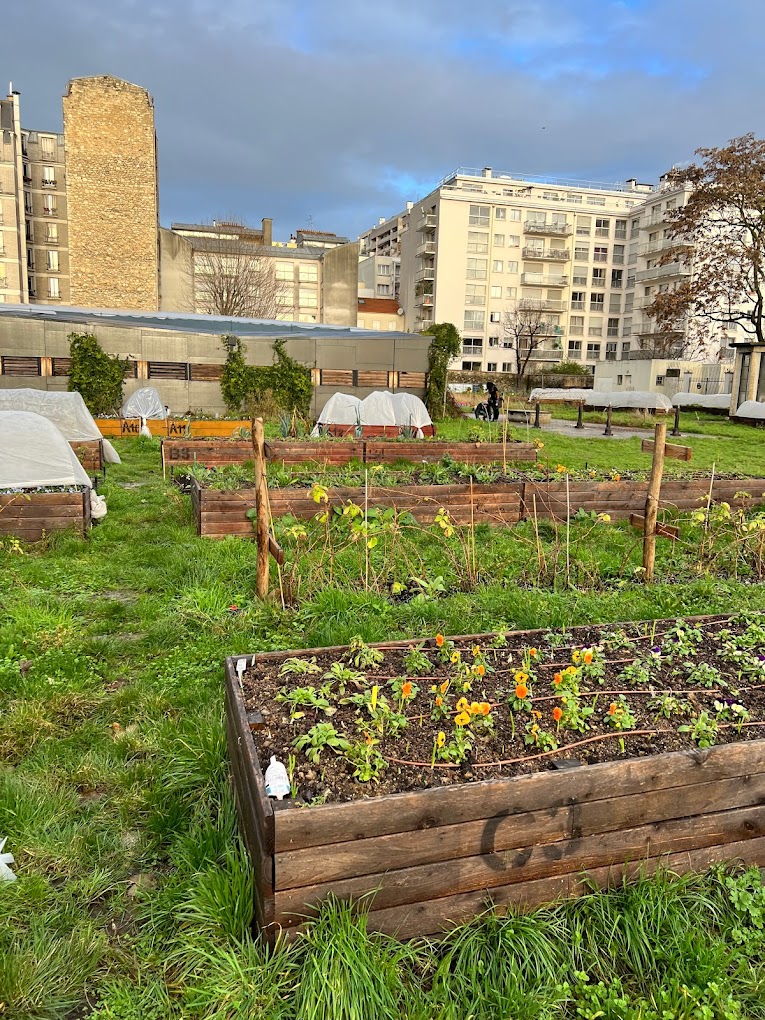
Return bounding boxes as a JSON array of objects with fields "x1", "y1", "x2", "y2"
[{"x1": 2, "y1": 432, "x2": 765, "y2": 1017}]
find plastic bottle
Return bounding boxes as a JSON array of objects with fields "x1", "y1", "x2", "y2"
[{"x1": 264, "y1": 756, "x2": 290, "y2": 800}]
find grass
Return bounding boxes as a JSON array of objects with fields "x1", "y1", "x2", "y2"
[{"x1": 1, "y1": 429, "x2": 765, "y2": 1017}]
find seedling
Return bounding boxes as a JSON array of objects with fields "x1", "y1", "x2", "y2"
[{"x1": 292, "y1": 722, "x2": 350, "y2": 764}]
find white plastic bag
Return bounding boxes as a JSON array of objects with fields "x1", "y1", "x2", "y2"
[{"x1": 0, "y1": 837, "x2": 16, "y2": 882}]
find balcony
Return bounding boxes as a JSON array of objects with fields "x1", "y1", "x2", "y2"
[
  {"x1": 520, "y1": 273, "x2": 568, "y2": 287},
  {"x1": 591, "y1": 278, "x2": 606, "y2": 288},
  {"x1": 634, "y1": 262, "x2": 691, "y2": 282},
  {"x1": 593, "y1": 252, "x2": 608, "y2": 262},
  {"x1": 522, "y1": 247, "x2": 571, "y2": 261},
  {"x1": 415, "y1": 267, "x2": 435, "y2": 282},
  {"x1": 462, "y1": 344, "x2": 483, "y2": 356},
  {"x1": 524, "y1": 220, "x2": 572, "y2": 236},
  {"x1": 416, "y1": 241, "x2": 436, "y2": 257},
  {"x1": 639, "y1": 237, "x2": 691, "y2": 256},
  {"x1": 569, "y1": 325, "x2": 584, "y2": 335},
  {"x1": 520, "y1": 298, "x2": 566, "y2": 312},
  {"x1": 415, "y1": 293, "x2": 434, "y2": 306},
  {"x1": 417, "y1": 214, "x2": 437, "y2": 231},
  {"x1": 527, "y1": 349, "x2": 564, "y2": 363},
  {"x1": 595, "y1": 227, "x2": 610, "y2": 237}
]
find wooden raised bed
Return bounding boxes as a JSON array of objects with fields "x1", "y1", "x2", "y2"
[
  {"x1": 324, "y1": 424, "x2": 437, "y2": 438},
  {"x1": 523, "y1": 478, "x2": 765, "y2": 521},
  {"x1": 0, "y1": 488, "x2": 91, "y2": 542},
  {"x1": 225, "y1": 623, "x2": 765, "y2": 941},
  {"x1": 191, "y1": 478, "x2": 524, "y2": 537},
  {"x1": 97, "y1": 418, "x2": 251, "y2": 438},
  {"x1": 69, "y1": 439, "x2": 104, "y2": 473},
  {"x1": 364, "y1": 440, "x2": 537, "y2": 464}
]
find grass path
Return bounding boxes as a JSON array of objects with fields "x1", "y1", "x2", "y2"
[{"x1": 2, "y1": 435, "x2": 765, "y2": 1018}]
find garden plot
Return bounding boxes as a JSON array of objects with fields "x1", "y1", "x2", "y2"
[{"x1": 228, "y1": 614, "x2": 765, "y2": 939}]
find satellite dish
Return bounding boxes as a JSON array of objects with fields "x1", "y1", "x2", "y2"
[{"x1": 397, "y1": 307, "x2": 404, "y2": 315}]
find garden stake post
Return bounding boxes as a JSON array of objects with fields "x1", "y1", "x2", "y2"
[
  {"x1": 604, "y1": 405, "x2": 614, "y2": 436},
  {"x1": 252, "y1": 417, "x2": 270, "y2": 600},
  {"x1": 533, "y1": 402, "x2": 541, "y2": 429},
  {"x1": 642, "y1": 421, "x2": 667, "y2": 582},
  {"x1": 575, "y1": 402, "x2": 584, "y2": 429},
  {"x1": 671, "y1": 405, "x2": 682, "y2": 437}
]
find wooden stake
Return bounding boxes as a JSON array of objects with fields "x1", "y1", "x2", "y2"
[
  {"x1": 642, "y1": 421, "x2": 667, "y2": 582},
  {"x1": 603, "y1": 405, "x2": 613, "y2": 436},
  {"x1": 575, "y1": 401, "x2": 584, "y2": 429},
  {"x1": 253, "y1": 417, "x2": 270, "y2": 600}
]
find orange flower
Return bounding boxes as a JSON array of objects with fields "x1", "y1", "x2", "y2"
[
  {"x1": 583, "y1": 650, "x2": 593, "y2": 665},
  {"x1": 614, "y1": 473, "x2": 621, "y2": 481},
  {"x1": 531, "y1": 709, "x2": 542, "y2": 720},
  {"x1": 439, "y1": 680, "x2": 449, "y2": 694},
  {"x1": 475, "y1": 663, "x2": 485, "y2": 676},
  {"x1": 470, "y1": 701, "x2": 482, "y2": 715},
  {"x1": 480, "y1": 702, "x2": 491, "y2": 716},
  {"x1": 455, "y1": 711, "x2": 471, "y2": 726},
  {"x1": 401, "y1": 681, "x2": 413, "y2": 699},
  {"x1": 553, "y1": 673, "x2": 563, "y2": 685},
  {"x1": 529, "y1": 648, "x2": 537, "y2": 657},
  {"x1": 552, "y1": 706, "x2": 563, "y2": 723},
  {"x1": 435, "y1": 634, "x2": 445, "y2": 647},
  {"x1": 608, "y1": 702, "x2": 617, "y2": 715},
  {"x1": 435, "y1": 696, "x2": 443, "y2": 707},
  {"x1": 515, "y1": 683, "x2": 529, "y2": 700}
]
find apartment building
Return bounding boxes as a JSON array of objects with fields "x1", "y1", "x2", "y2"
[
  {"x1": 0, "y1": 77, "x2": 158, "y2": 311},
  {"x1": 357, "y1": 296, "x2": 403, "y2": 331},
  {"x1": 365, "y1": 167, "x2": 740, "y2": 374},
  {"x1": 358, "y1": 253, "x2": 401, "y2": 301}
]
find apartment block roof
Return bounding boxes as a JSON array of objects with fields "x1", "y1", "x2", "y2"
[{"x1": 357, "y1": 298, "x2": 402, "y2": 314}]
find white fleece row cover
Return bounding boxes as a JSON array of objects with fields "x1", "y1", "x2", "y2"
[
  {"x1": 672, "y1": 393, "x2": 732, "y2": 410},
  {"x1": 313, "y1": 391, "x2": 432, "y2": 432},
  {"x1": 0, "y1": 410, "x2": 93, "y2": 489},
  {"x1": 734, "y1": 400, "x2": 765, "y2": 420},
  {"x1": 0, "y1": 388, "x2": 120, "y2": 464},
  {"x1": 528, "y1": 388, "x2": 673, "y2": 410},
  {"x1": 122, "y1": 387, "x2": 167, "y2": 420}
]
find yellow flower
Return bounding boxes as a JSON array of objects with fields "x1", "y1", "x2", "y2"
[
  {"x1": 470, "y1": 701, "x2": 482, "y2": 715},
  {"x1": 472, "y1": 645, "x2": 481, "y2": 657},
  {"x1": 597, "y1": 513, "x2": 611, "y2": 523},
  {"x1": 450, "y1": 651, "x2": 461, "y2": 664},
  {"x1": 514, "y1": 671, "x2": 529, "y2": 684},
  {"x1": 556, "y1": 464, "x2": 566, "y2": 473},
  {"x1": 572, "y1": 650, "x2": 581, "y2": 664},
  {"x1": 455, "y1": 711, "x2": 471, "y2": 726},
  {"x1": 437, "y1": 731, "x2": 446, "y2": 747},
  {"x1": 565, "y1": 666, "x2": 578, "y2": 676}
]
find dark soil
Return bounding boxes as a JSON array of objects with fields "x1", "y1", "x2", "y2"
[{"x1": 240, "y1": 614, "x2": 765, "y2": 805}]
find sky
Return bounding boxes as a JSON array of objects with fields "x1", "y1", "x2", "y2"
[{"x1": 4, "y1": 0, "x2": 765, "y2": 243}]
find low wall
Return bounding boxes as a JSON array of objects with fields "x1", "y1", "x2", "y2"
[
  {"x1": 97, "y1": 419, "x2": 251, "y2": 438},
  {"x1": 0, "y1": 489, "x2": 90, "y2": 542},
  {"x1": 70, "y1": 439, "x2": 103, "y2": 473}
]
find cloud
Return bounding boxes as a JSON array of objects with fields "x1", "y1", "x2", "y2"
[{"x1": 5, "y1": 0, "x2": 765, "y2": 241}]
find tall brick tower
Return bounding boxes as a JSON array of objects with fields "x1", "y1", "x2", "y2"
[{"x1": 63, "y1": 76, "x2": 159, "y2": 310}]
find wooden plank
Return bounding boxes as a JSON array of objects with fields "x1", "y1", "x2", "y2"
[
  {"x1": 272, "y1": 803, "x2": 765, "y2": 926},
  {"x1": 642, "y1": 439, "x2": 693, "y2": 461},
  {"x1": 273, "y1": 738, "x2": 765, "y2": 852},
  {"x1": 273, "y1": 771, "x2": 765, "y2": 890},
  {"x1": 360, "y1": 835, "x2": 765, "y2": 940},
  {"x1": 630, "y1": 513, "x2": 679, "y2": 541}
]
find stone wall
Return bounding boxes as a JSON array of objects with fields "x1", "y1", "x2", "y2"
[{"x1": 63, "y1": 77, "x2": 159, "y2": 311}]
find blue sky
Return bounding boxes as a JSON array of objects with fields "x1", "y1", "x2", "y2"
[{"x1": 4, "y1": 0, "x2": 765, "y2": 241}]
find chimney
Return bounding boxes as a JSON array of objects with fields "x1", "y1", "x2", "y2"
[
  {"x1": 378, "y1": 217, "x2": 385, "y2": 225},
  {"x1": 406, "y1": 201, "x2": 413, "y2": 211},
  {"x1": 482, "y1": 167, "x2": 492, "y2": 179}
]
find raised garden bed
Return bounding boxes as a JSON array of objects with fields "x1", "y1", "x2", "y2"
[
  {"x1": 191, "y1": 477, "x2": 523, "y2": 537},
  {"x1": 69, "y1": 439, "x2": 104, "y2": 474},
  {"x1": 226, "y1": 615, "x2": 765, "y2": 940},
  {"x1": 0, "y1": 488, "x2": 91, "y2": 542},
  {"x1": 97, "y1": 418, "x2": 251, "y2": 438}
]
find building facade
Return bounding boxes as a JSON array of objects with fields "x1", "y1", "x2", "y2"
[
  {"x1": 356, "y1": 296, "x2": 403, "y2": 331},
  {"x1": 365, "y1": 167, "x2": 741, "y2": 375}
]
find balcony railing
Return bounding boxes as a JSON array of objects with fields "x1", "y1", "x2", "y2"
[
  {"x1": 634, "y1": 262, "x2": 691, "y2": 282},
  {"x1": 416, "y1": 241, "x2": 436, "y2": 257},
  {"x1": 520, "y1": 298, "x2": 566, "y2": 312},
  {"x1": 569, "y1": 325, "x2": 584, "y2": 335},
  {"x1": 591, "y1": 278, "x2": 606, "y2": 288},
  {"x1": 42, "y1": 180, "x2": 57, "y2": 188},
  {"x1": 639, "y1": 237, "x2": 691, "y2": 256},
  {"x1": 614, "y1": 229, "x2": 628, "y2": 239},
  {"x1": 571, "y1": 300, "x2": 585, "y2": 310},
  {"x1": 462, "y1": 345, "x2": 483, "y2": 356},
  {"x1": 593, "y1": 252, "x2": 608, "y2": 262},
  {"x1": 612, "y1": 254, "x2": 624, "y2": 264},
  {"x1": 522, "y1": 247, "x2": 571, "y2": 261},
  {"x1": 520, "y1": 273, "x2": 568, "y2": 286},
  {"x1": 415, "y1": 268, "x2": 435, "y2": 282},
  {"x1": 595, "y1": 227, "x2": 610, "y2": 237},
  {"x1": 415, "y1": 293, "x2": 433, "y2": 306},
  {"x1": 417, "y1": 214, "x2": 437, "y2": 231},
  {"x1": 524, "y1": 221, "x2": 572, "y2": 236}
]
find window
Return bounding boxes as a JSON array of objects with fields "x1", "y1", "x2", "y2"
[
  {"x1": 609, "y1": 295, "x2": 622, "y2": 313},
  {"x1": 502, "y1": 362, "x2": 513, "y2": 372},
  {"x1": 589, "y1": 319, "x2": 603, "y2": 336},
  {"x1": 299, "y1": 264, "x2": 318, "y2": 282},
  {"x1": 615, "y1": 219, "x2": 627, "y2": 239},
  {"x1": 507, "y1": 260, "x2": 519, "y2": 273},
  {"x1": 617, "y1": 374, "x2": 623, "y2": 384},
  {"x1": 586, "y1": 343, "x2": 601, "y2": 358},
  {"x1": 277, "y1": 293, "x2": 292, "y2": 306},
  {"x1": 377, "y1": 263, "x2": 391, "y2": 276},
  {"x1": 24, "y1": 193, "x2": 32, "y2": 215},
  {"x1": 576, "y1": 216, "x2": 591, "y2": 235},
  {"x1": 486, "y1": 363, "x2": 497, "y2": 372},
  {"x1": 465, "y1": 284, "x2": 486, "y2": 305},
  {"x1": 376, "y1": 284, "x2": 391, "y2": 295},
  {"x1": 466, "y1": 258, "x2": 487, "y2": 279},
  {"x1": 570, "y1": 315, "x2": 584, "y2": 335},
  {"x1": 493, "y1": 233, "x2": 505, "y2": 247},
  {"x1": 42, "y1": 194, "x2": 56, "y2": 215},
  {"x1": 42, "y1": 166, "x2": 56, "y2": 186},
  {"x1": 586, "y1": 195, "x2": 606, "y2": 206},
  {"x1": 666, "y1": 368, "x2": 681, "y2": 378},
  {"x1": 593, "y1": 246, "x2": 608, "y2": 262},
  {"x1": 299, "y1": 289, "x2": 318, "y2": 307},
  {"x1": 46, "y1": 250, "x2": 58, "y2": 272},
  {"x1": 469, "y1": 205, "x2": 490, "y2": 226},
  {"x1": 46, "y1": 223, "x2": 58, "y2": 243},
  {"x1": 387, "y1": 322, "x2": 396, "y2": 330},
  {"x1": 489, "y1": 311, "x2": 501, "y2": 323},
  {"x1": 590, "y1": 293, "x2": 605, "y2": 311},
  {"x1": 47, "y1": 277, "x2": 59, "y2": 298},
  {"x1": 567, "y1": 193, "x2": 584, "y2": 204},
  {"x1": 507, "y1": 234, "x2": 520, "y2": 247},
  {"x1": 275, "y1": 264, "x2": 293, "y2": 281},
  {"x1": 27, "y1": 247, "x2": 34, "y2": 270},
  {"x1": 462, "y1": 361, "x2": 482, "y2": 371},
  {"x1": 568, "y1": 340, "x2": 582, "y2": 356},
  {"x1": 509, "y1": 209, "x2": 521, "y2": 220},
  {"x1": 592, "y1": 268, "x2": 606, "y2": 287},
  {"x1": 622, "y1": 342, "x2": 631, "y2": 356},
  {"x1": 656, "y1": 375, "x2": 665, "y2": 385},
  {"x1": 612, "y1": 244, "x2": 625, "y2": 265},
  {"x1": 595, "y1": 218, "x2": 610, "y2": 237},
  {"x1": 607, "y1": 317, "x2": 619, "y2": 337},
  {"x1": 571, "y1": 291, "x2": 585, "y2": 310},
  {"x1": 492, "y1": 260, "x2": 503, "y2": 272},
  {"x1": 494, "y1": 208, "x2": 506, "y2": 220},
  {"x1": 372, "y1": 320, "x2": 381, "y2": 330},
  {"x1": 611, "y1": 269, "x2": 623, "y2": 288},
  {"x1": 572, "y1": 267, "x2": 588, "y2": 286},
  {"x1": 506, "y1": 286, "x2": 517, "y2": 299},
  {"x1": 40, "y1": 135, "x2": 55, "y2": 159},
  {"x1": 491, "y1": 285, "x2": 502, "y2": 298},
  {"x1": 467, "y1": 231, "x2": 489, "y2": 253},
  {"x1": 464, "y1": 310, "x2": 485, "y2": 330},
  {"x1": 606, "y1": 342, "x2": 618, "y2": 360},
  {"x1": 574, "y1": 245, "x2": 589, "y2": 260}
]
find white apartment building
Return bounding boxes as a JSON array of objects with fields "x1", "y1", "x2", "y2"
[
  {"x1": 358, "y1": 253, "x2": 401, "y2": 300},
  {"x1": 364, "y1": 167, "x2": 739, "y2": 374}
]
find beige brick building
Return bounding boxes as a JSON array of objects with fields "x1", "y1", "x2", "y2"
[{"x1": 63, "y1": 76, "x2": 159, "y2": 310}]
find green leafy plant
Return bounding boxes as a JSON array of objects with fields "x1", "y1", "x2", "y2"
[
  {"x1": 346, "y1": 636, "x2": 384, "y2": 670},
  {"x1": 279, "y1": 656, "x2": 322, "y2": 677},
  {"x1": 344, "y1": 736, "x2": 388, "y2": 782},
  {"x1": 220, "y1": 336, "x2": 312, "y2": 416},
  {"x1": 422, "y1": 322, "x2": 462, "y2": 420},
  {"x1": 68, "y1": 331, "x2": 128, "y2": 415},
  {"x1": 275, "y1": 685, "x2": 335, "y2": 720},
  {"x1": 679, "y1": 710, "x2": 719, "y2": 748},
  {"x1": 403, "y1": 643, "x2": 432, "y2": 676},
  {"x1": 292, "y1": 722, "x2": 350, "y2": 763}
]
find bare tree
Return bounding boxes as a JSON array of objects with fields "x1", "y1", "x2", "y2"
[
  {"x1": 502, "y1": 301, "x2": 559, "y2": 377},
  {"x1": 647, "y1": 135, "x2": 765, "y2": 357},
  {"x1": 194, "y1": 233, "x2": 287, "y2": 319}
]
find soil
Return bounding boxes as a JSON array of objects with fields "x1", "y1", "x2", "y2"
[{"x1": 240, "y1": 614, "x2": 765, "y2": 805}]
